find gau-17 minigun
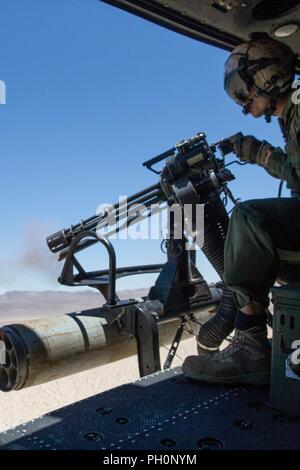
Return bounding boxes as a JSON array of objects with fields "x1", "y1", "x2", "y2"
[{"x1": 0, "y1": 132, "x2": 242, "y2": 391}]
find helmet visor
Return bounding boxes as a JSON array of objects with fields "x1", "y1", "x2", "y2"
[{"x1": 224, "y1": 53, "x2": 251, "y2": 106}]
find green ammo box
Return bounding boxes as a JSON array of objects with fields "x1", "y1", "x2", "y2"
[{"x1": 271, "y1": 282, "x2": 300, "y2": 417}]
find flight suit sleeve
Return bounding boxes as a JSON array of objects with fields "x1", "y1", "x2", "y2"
[
  {"x1": 264, "y1": 103, "x2": 300, "y2": 189},
  {"x1": 263, "y1": 147, "x2": 288, "y2": 180}
]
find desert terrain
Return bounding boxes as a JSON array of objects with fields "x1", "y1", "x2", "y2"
[{"x1": 0, "y1": 289, "x2": 198, "y2": 432}]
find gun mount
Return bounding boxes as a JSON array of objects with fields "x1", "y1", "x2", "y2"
[
  {"x1": 0, "y1": 132, "x2": 240, "y2": 391},
  {"x1": 46, "y1": 132, "x2": 238, "y2": 307}
]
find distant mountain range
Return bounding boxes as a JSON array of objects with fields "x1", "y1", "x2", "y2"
[{"x1": 0, "y1": 288, "x2": 149, "y2": 323}]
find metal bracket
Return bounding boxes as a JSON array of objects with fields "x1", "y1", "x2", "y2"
[
  {"x1": 58, "y1": 230, "x2": 164, "y2": 306},
  {"x1": 124, "y1": 301, "x2": 163, "y2": 377},
  {"x1": 163, "y1": 316, "x2": 188, "y2": 370}
]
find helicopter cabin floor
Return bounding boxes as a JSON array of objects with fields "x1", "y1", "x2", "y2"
[{"x1": 0, "y1": 366, "x2": 300, "y2": 450}]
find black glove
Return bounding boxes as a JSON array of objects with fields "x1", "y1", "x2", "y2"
[{"x1": 230, "y1": 134, "x2": 274, "y2": 166}]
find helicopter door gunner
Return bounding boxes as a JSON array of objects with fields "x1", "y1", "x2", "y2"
[{"x1": 183, "y1": 33, "x2": 300, "y2": 385}]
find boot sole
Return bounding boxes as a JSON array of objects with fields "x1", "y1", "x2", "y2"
[{"x1": 182, "y1": 363, "x2": 270, "y2": 386}]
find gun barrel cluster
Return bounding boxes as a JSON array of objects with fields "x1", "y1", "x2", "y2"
[{"x1": 47, "y1": 183, "x2": 163, "y2": 257}]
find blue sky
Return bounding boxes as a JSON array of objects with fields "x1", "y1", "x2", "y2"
[{"x1": 0, "y1": 0, "x2": 291, "y2": 294}]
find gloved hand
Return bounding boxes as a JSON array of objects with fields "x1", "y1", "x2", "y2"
[{"x1": 229, "y1": 134, "x2": 274, "y2": 167}]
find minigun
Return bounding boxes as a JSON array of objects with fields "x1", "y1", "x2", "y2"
[
  {"x1": 47, "y1": 131, "x2": 239, "y2": 266},
  {"x1": 0, "y1": 131, "x2": 242, "y2": 392}
]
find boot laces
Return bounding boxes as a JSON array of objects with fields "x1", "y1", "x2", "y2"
[{"x1": 208, "y1": 330, "x2": 244, "y2": 360}]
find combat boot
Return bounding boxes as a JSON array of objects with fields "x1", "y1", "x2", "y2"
[{"x1": 182, "y1": 326, "x2": 271, "y2": 386}]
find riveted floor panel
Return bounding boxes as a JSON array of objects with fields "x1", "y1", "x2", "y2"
[{"x1": 1, "y1": 367, "x2": 300, "y2": 450}]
